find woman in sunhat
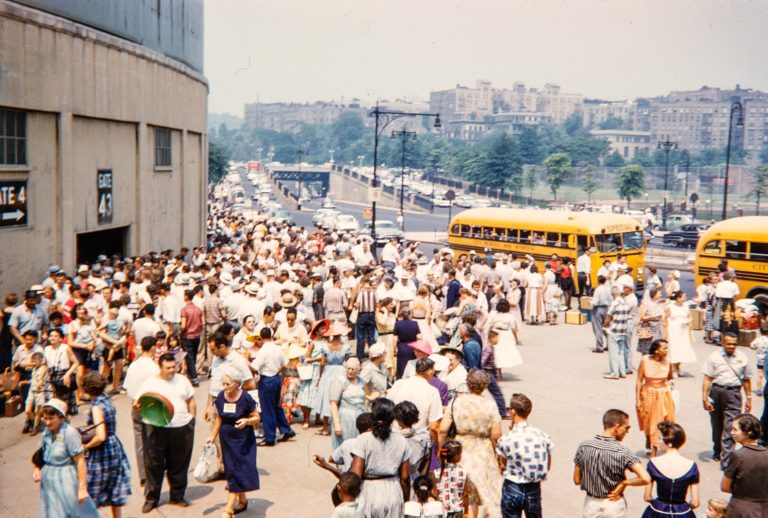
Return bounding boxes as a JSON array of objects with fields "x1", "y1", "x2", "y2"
[
  {"x1": 33, "y1": 398, "x2": 100, "y2": 518},
  {"x1": 298, "y1": 319, "x2": 329, "y2": 430},
  {"x1": 312, "y1": 321, "x2": 352, "y2": 436}
]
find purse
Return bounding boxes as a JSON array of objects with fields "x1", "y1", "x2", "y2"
[
  {"x1": 32, "y1": 445, "x2": 45, "y2": 469},
  {"x1": 637, "y1": 322, "x2": 653, "y2": 340},
  {"x1": 446, "y1": 398, "x2": 457, "y2": 439},
  {"x1": 0, "y1": 367, "x2": 21, "y2": 392},
  {"x1": 77, "y1": 421, "x2": 103, "y2": 444},
  {"x1": 349, "y1": 308, "x2": 359, "y2": 324}
]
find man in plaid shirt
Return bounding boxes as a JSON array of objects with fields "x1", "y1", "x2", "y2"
[{"x1": 602, "y1": 283, "x2": 633, "y2": 379}]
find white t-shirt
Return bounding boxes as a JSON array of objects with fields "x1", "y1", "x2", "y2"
[
  {"x1": 124, "y1": 355, "x2": 161, "y2": 400},
  {"x1": 388, "y1": 376, "x2": 443, "y2": 434},
  {"x1": 136, "y1": 374, "x2": 195, "y2": 427},
  {"x1": 714, "y1": 280, "x2": 740, "y2": 299},
  {"x1": 209, "y1": 351, "x2": 253, "y2": 397},
  {"x1": 132, "y1": 317, "x2": 161, "y2": 350}
]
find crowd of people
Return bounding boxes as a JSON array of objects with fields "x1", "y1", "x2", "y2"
[{"x1": 0, "y1": 203, "x2": 766, "y2": 517}]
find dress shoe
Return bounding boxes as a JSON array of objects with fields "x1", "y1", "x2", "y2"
[
  {"x1": 258, "y1": 440, "x2": 275, "y2": 446},
  {"x1": 169, "y1": 498, "x2": 191, "y2": 508},
  {"x1": 278, "y1": 430, "x2": 296, "y2": 442},
  {"x1": 142, "y1": 500, "x2": 157, "y2": 513}
]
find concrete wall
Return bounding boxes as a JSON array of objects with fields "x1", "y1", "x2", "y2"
[{"x1": 0, "y1": 1, "x2": 208, "y2": 296}]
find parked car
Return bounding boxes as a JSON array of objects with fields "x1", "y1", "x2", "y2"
[
  {"x1": 272, "y1": 210, "x2": 293, "y2": 225},
  {"x1": 665, "y1": 214, "x2": 696, "y2": 231},
  {"x1": 313, "y1": 208, "x2": 339, "y2": 226},
  {"x1": 361, "y1": 220, "x2": 404, "y2": 244},
  {"x1": 433, "y1": 196, "x2": 451, "y2": 207},
  {"x1": 335, "y1": 214, "x2": 360, "y2": 234},
  {"x1": 662, "y1": 223, "x2": 711, "y2": 248},
  {"x1": 316, "y1": 210, "x2": 341, "y2": 229},
  {"x1": 453, "y1": 195, "x2": 474, "y2": 208},
  {"x1": 322, "y1": 197, "x2": 337, "y2": 209}
]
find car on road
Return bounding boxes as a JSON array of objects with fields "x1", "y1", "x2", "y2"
[
  {"x1": 361, "y1": 219, "x2": 404, "y2": 244},
  {"x1": 335, "y1": 214, "x2": 360, "y2": 234},
  {"x1": 322, "y1": 197, "x2": 337, "y2": 209},
  {"x1": 271, "y1": 210, "x2": 293, "y2": 225},
  {"x1": 433, "y1": 196, "x2": 451, "y2": 207},
  {"x1": 662, "y1": 223, "x2": 711, "y2": 248},
  {"x1": 316, "y1": 210, "x2": 341, "y2": 229},
  {"x1": 453, "y1": 195, "x2": 474, "y2": 208},
  {"x1": 313, "y1": 208, "x2": 339, "y2": 226}
]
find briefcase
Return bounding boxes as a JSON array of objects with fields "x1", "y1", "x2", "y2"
[
  {"x1": 566, "y1": 310, "x2": 587, "y2": 325},
  {"x1": 689, "y1": 309, "x2": 704, "y2": 331},
  {"x1": 738, "y1": 329, "x2": 758, "y2": 348},
  {"x1": 4, "y1": 395, "x2": 22, "y2": 418},
  {"x1": 579, "y1": 296, "x2": 592, "y2": 310}
]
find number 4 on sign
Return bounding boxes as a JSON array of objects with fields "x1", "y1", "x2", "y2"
[
  {"x1": 18, "y1": 186, "x2": 26, "y2": 204},
  {"x1": 98, "y1": 193, "x2": 113, "y2": 217}
]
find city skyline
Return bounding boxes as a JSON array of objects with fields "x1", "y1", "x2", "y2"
[{"x1": 205, "y1": 0, "x2": 768, "y2": 115}]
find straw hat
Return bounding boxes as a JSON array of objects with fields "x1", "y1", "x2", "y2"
[
  {"x1": 280, "y1": 292, "x2": 297, "y2": 308},
  {"x1": 309, "y1": 319, "x2": 331, "y2": 340},
  {"x1": 286, "y1": 343, "x2": 306, "y2": 360}
]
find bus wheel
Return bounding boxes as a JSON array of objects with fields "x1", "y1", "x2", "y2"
[{"x1": 750, "y1": 292, "x2": 768, "y2": 318}]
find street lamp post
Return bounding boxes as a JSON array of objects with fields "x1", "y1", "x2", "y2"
[
  {"x1": 722, "y1": 97, "x2": 744, "y2": 221},
  {"x1": 296, "y1": 145, "x2": 308, "y2": 210},
  {"x1": 357, "y1": 155, "x2": 365, "y2": 168},
  {"x1": 369, "y1": 103, "x2": 440, "y2": 259},
  {"x1": 681, "y1": 149, "x2": 690, "y2": 206},
  {"x1": 657, "y1": 138, "x2": 678, "y2": 230},
  {"x1": 391, "y1": 128, "x2": 417, "y2": 231}
]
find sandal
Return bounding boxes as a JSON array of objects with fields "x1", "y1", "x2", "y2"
[
  {"x1": 315, "y1": 430, "x2": 330, "y2": 436},
  {"x1": 221, "y1": 511, "x2": 233, "y2": 518},
  {"x1": 233, "y1": 501, "x2": 248, "y2": 514},
  {"x1": 302, "y1": 423, "x2": 309, "y2": 430}
]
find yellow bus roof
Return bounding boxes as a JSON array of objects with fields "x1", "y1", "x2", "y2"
[
  {"x1": 449, "y1": 208, "x2": 643, "y2": 235},
  {"x1": 698, "y1": 216, "x2": 768, "y2": 245}
]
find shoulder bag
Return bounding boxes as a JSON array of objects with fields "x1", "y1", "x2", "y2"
[{"x1": 447, "y1": 397, "x2": 458, "y2": 439}]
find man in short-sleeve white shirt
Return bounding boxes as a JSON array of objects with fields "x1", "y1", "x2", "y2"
[{"x1": 388, "y1": 358, "x2": 443, "y2": 445}]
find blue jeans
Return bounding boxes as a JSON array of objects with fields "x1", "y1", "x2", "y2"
[
  {"x1": 485, "y1": 369, "x2": 508, "y2": 417},
  {"x1": 501, "y1": 480, "x2": 542, "y2": 518},
  {"x1": 607, "y1": 332, "x2": 629, "y2": 377},
  {"x1": 355, "y1": 312, "x2": 377, "y2": 358}
]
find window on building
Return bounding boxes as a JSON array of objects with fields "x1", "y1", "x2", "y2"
[
  {"x1": 0, "y1": 109, "x2": 27, "y2": 165},
  {"x1": 154, "y1": 127, "x2": 172, "y2": 168}
]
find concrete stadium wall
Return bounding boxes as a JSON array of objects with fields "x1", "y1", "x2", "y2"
[{"x1": 0, "y1": 2, "x2": 208, "y2": 296}]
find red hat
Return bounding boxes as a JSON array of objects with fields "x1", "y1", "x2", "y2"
[
  {"x1": 309, "y1": 319, "x2": 331, "y2": 340},
  {"x1": 407, "y1": 339, "x2": 433, "y2": 356}
]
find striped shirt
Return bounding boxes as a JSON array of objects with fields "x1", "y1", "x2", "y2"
[
  {"x1": 606, "y1": 296, "x2": 631, "y2": 334},
  {"x1": 203, "y1": 296, "x2": 224, "y2": 325},
  {"x1": 573, "y1": 435, "x2": 639, "y2": 498},
  {"x1": 323, "y1": 287, "x2": 347, "y2": 313},
  {"x1": 355, "y1": 288, "x2": 377, "y2": 313}
]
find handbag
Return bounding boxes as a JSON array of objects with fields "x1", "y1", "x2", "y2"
[
  {"x1": 446, "y1": 398, "x2": 458, "y2": 439},
  {"x1": 349, "y1": 308, "x2": 359, "y2": 324},
  {"x1": 77, "y1": 421, "x2": 102, "y2": 444},
  {"x1": 637, "y1": 322, "x2": 653, "y2": 340},
  {"x1": 193, "y1": 443, "x2": 219, "y2": 483},
  {"x1": 0, "y1": 367, "x2": 21, "y2": 392},
  {"x1": 32, "y1": 445, "x2": 45, "y2": 469}
]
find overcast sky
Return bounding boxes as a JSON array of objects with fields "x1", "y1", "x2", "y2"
[{"x1": 204, "y1": 0, "x2": 768, "y2": 116}]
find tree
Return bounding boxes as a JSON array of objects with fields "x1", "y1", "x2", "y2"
[
  {"x1": 522, "y1": 166, "x2": 538, "y2": 202},
  {"x1": 543, "y1": 152, "x2": 571, "y2": 201},
  {"x1": 631, "y1": 149, "x2": 655, "y2": 167},
  {"x1": 751, "y1": 165, "x2": 768, "y2": 215},
  {"x1": 518, "y1": 127, "x2": 543, "y2": 165},
  {"x1": 208, "y1": 141, "x2": 229, "y2": 182},
  {"x1": 563, "y1": 112, "x2": 583, "y2": 135},
  {"x1": 603, "y1": 150, "x2": 626, "y2": 168},
  {"x1": 548, "y1": 135, "x2": 610, "y2": 165},
  {"x1": 597, "y1": 116, "x2": 624, "y2": 130},
  {"x1": 582, "y1": 165, "x2": 598, "y2": 202},
  {"x1": 475, "y1": 133, "x2": 523, "y2": 190},
  {"x1": 616, "y1": 164, "x2": 646, "y2": 208},
  {"x1": 760, "y1": 144, "x2": 768, "y2": 165}
]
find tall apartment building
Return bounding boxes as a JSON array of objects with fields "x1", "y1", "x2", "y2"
[
  {"x1": 582, "y1": 100, "x2": 635, "y2": 129},
  {"x1": 645, "y1": 86, "x2": 768, "y2": 165},
  {"x1": 244, "y1": 101, "x2": 367, "y2": 132},
  {"x1": 492, "y1": 83, "x2": 583, "y2": 124},
  {"x1": 590, "y1": 130, "x2": 652, "y2": 160},
  {"x1": 429, "y1": 80, "x2": 494, "y2": 122}
]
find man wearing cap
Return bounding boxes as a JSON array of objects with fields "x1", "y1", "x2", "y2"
[
  {"x1": 602, "y1": 283, "x2": 634, "y2": 380},
  {"x1": 577, "y1": 247, "x2": 595, "y2": 297},
  {"x1": 41, "y1": 264, "x2": 61, "y2": 289},
  {"x1": 388, "y1": 357, "x2": 443, "y2": 446},
  {"x1": 136, "y1": 352, "x2": 196, "y2": 512},
  {"x1": 9, "y1": 289, "x2": 49, "y2": 346}
]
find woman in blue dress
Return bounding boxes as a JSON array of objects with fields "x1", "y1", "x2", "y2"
[
  {"x1": 33, "y1": 398, "x2": 99, "y2": 518},
  {"x1": 297, "y1": 332, "x2": 325, "y2": 429},
  {"x1": 642, "y1": 421, "x2": 700, "y2": 518},
  {"x1": 329, "y1": 357, "x2": 366, "y2": 450},
  {"x1": 312, "y1": 321, "x2": 351, "y2": 436},
  {"x1": 207, "y1": 366, "x2": 260, "y2": 518},
  {"x1": 81, "y1": 372, "x2": 131, "y2": 517}
]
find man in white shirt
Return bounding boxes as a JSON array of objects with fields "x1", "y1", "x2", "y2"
[
  {"x1": 123, "y1": 335, "x2": 160, "y2": 487},
  {"x1": 132, "y1": 304, "x2": 162, "y2": 354},
  {"x1": 135, "y1": 352, "x2": 196, "y2": 512},
  {"x1": 576, "y1": 247, "x2": 594, "y2": 297},
  {"x1": 388, "y1": 358, "x2": 443, "y2": 446},
  {"x1": 251, "y1": 327, "x2": 295, "y2": 446},
  {"x1": 159, "y1": 283, "x2": 182, "y2": 336},
  {"x1": 381, "y1": 237, "x2": 401, "y2": 269}
]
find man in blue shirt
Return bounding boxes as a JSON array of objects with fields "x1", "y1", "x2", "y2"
[
  {"x1": 446, "y1": 269, "x2": 462, "y2": 309},
  {"x1": 459, "y1": 323, "x2": 482, "y2": 370},
  {"x1": 9, "y1": 290, "x2": 49, "y2": 345}
]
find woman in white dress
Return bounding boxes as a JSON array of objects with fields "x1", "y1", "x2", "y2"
[
  {"x1": 411, "y1": 286, "x2": 439, "y2": 351},
  {"x1": 666, "y1": 290, "x2": 697, "y2": 376},
  {"x1": 524, "y1": 264, "x2": 545, "y2": 324},
  {"x1": 486, "y1": 299, "x2": 523, "y2": 378},
  {"x1": 543, "y1": 264, "x2": 562, "y2": 325},
  {"x1": 506, "y1": 279, "x2": 524, "y2": 343}
]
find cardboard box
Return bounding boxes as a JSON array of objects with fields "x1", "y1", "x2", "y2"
[
  {"x1": 579, "y1": 296, "x2": 593, "y2": 310},
  {"x1": 738, "y1": 329, "x2": 758, "y2": 348},
  {"x1": 4, "y1": 395, "x2": 21, "y2": 418},
  {"x1": 566, "y1": 310, "x2": 587, "y2": 325},
  {"x1": 689, "y1": 309, "x2": 704, "y2": 331}
]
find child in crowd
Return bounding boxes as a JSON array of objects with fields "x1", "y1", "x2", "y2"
[
  {"x1": 432, "y1": 440, "x2": 470, "y2": 518},
  {"x1": 98, "y1": 301, "x2": 127, "y2": 394},
  {"x1": 23, "y1": 351, "x2": 49, "y2": 436},
  {"x1": 330, "y1": 472, "x2": 364, "y2": 518},
  {"x1": 750, "y1": 324, "x2": 768, "y2": 396},
  {"x1": 404, "y1": 475, "x2": 445, "y2": 518},
  {"x1": 705, "y1": 498, "x2": 727, "y2": 518},
  {"x1": 281, "y1": 345, "x2": 303, "y2": 423},
  {"x1": 482, "y1": 330, "x2": 509, "y2": 418},
  {"x1": 395, "y1": 401, "x2": 431, "y2": 480},
  {"x1": 166, "y1": 333, "x2": 187, "y2": 372},
  {"x1": 152, "y1": 330, "x2": 168, "y2": 362}
]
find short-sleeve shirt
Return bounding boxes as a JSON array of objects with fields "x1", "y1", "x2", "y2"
[
  {"x1": 702, "y1": 349, "x2": 754, "y2": 387},
  {"x1": 496, "y1": 423, "x2": 554, "y2": 483},
  {"x1": 331, "y1": 436, "x2": 361, "y2": 472},
  {"x1": 210, "y1": 351, "x2": 253, "y2": 396},
  {"x1": 607, "y1": 297, "x2": 631, "y2": 334},
  {"x1": 12, "y1": 344, "x2": 44, "y2": 370},
  {"x1": 42, "y1": 423, "x2": 84, "y2": 466},
  {"x1": 388, "y1": 376, "x2": 443, "y2": 433},
  {"x1": 136, "y1": 374, "x2": 195, "y2": 427},
  {"x1": 574, "y1": 435, "x2": 640, "y2": 499},
  {"x1": 9, "y1": 304, "x2": 49, "y2": 334},
  {"x1": 723, "y1": 444, "x2": 768, "y2": 501},
  {"x1": 350, "y1": 431, "x2": 409, "y2": 478},
  {"x1": 433, "y1": 463, "x2": 467, "y2": 513}
]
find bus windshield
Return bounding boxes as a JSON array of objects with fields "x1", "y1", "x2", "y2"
[
  {"x1": 594, "y1": 233, "x2": 622, "y2": 253},
  {"x1": 623, "y1": 231, "x2": 644, "y2": 251}
]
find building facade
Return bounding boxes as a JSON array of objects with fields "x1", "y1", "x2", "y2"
[
  {"x1": 244, "y1": 101, "x2": 368, "y2": 132},
  {"x1": 590, "y1": 130, "x2": 652, "y2": 160},
  {"x1": 429, "y1": 80, "x2": 494, "y2": 123},
  {"x1": 0, "y1": 0, "x2": 208, "y2": 296}
]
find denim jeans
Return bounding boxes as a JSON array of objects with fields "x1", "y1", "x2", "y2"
[
  {"x1": 485, "y1": 369, "x2": 507, "y2": 417},
  {"x1": 355, "y1": 312, "x2": 377, "y2": 358},
  {"x1": 607, "y1": 332, "x2": 629, "y2": 377},
  {"x1": 501, "y1": 480, "x2": 542, "y2": 518}
]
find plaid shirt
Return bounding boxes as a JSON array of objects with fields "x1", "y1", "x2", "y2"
[{"x1": 607, "y1": 296, "x2": 631, "y2": 335}]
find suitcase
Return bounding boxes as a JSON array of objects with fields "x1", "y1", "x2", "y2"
[
  {"x1": 738, "y1": 329, "x2": 758, "y2": 348},
  {"x1": 4, "y1": 395, "x2": 22, "y2": 418},
  {"x1": 579, "y1": 296, "x2": 593, "y2": 310},
  {"x1": 566, "y1": 310, "x2": 587, "y2": 325},
  {"x1": 689, "y1": 309, "x2": 704, "y2": 331}
]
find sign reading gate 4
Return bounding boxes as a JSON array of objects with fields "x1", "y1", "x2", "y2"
[
  {"x1": 97, "y1": 169, "x2": 113, "y2": 224},
  {"x1": 0, "y1": 180, "x2": 28, "y2": 228}
]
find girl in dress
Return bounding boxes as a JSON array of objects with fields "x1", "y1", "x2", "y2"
[
  {"x1": 486, "y1": 300, "x2": 523, "y2": 378},
  {"x1": 412, "y1": 286, "x2": 439, "y2": 351},
  {"x1": 298, "y1": 319, "x2": 329, "y2": 430},
  {"x1": 433, "y1": 440, "x2": 471, "y2": 518},
  {"x1": 666, "y1": 291, "x2": 697, "y2": 377},
  {"x1": 313, "y1": 321, "x2": 352, "y2": 436},
  {"x1": 524, "y1": 265, "x2": 545, "y2": 324}
]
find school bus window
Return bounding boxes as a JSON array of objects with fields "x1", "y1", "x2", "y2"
[
  {"x1": 703, "y1": 240, "x2": 722, "y2": 255},
  {"x1": 595, "y1": 233, "x2": 621, "y2": 253},
  {"x1": 471, "y1": 226, "x2": 482, "y2": 238},
  {"x1": 725, "y1": 240, "x2": 747, "y2": 260},
  {"x1": 507, "y1": 229, "x2": 519, "y2": 243},
  {"x1": 482, "y1": 227, "x2": 492, "y2": 240},
  {"x1": 577, "y1": 235, "x2": 590, "y2": 253},
  {"x1": 531, "y1": 232, "x2": 545, "y2": 245},
  {"x1": 545, "y1": 232, "x2": 559, "y2": 247},
  {"x1": 559, "y1": 233, "x2": 571, "y2": 248},
  {"x1": 749, "y1": 242, "x2": 768, "y2": 262},
  {"x1": 492, "y1": 228, "x2": 505, "y2": 241},
  {"x1": 623, "y1": 231, "x2": 644, "y2": 251},
  {"x1": 461, "y1": 225, "x2": 470, "y2": 237},
  {"x1": 520, "y1": 230, "x2": 531, "y2": 243},
  {"x1": 451, "y1": 224, "x2": 460, "y2": 236}
]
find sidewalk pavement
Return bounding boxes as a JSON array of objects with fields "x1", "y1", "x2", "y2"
[{"x1": 0, "y1": 322, "x2": 762, "y2": 517}]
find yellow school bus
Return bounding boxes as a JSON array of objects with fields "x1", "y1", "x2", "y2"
[
  {"x1": 695, "y1": 216, "x2": 768, "y2": 313},
  {"x1": 447, "y1": 208, "x2": 647, "y2": 291}
]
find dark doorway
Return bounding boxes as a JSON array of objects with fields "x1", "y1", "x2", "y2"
[{"x1": 76, "y1": 226, "x2": 128, "y2": 264}]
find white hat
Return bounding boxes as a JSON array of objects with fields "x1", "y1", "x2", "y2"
[
  {"x1": 91, "y1": 279, "x2": 108, "y2": 291},
  {"x1": 219, "y1": 271, "x2": 233, "y2": 285},
  {"x1": 43, "y1": 398, "x2": 67, "y2": 417},
  {"x1": 244, "y1": 283, "x2": 260, "y2": 295},
  {"x1": 368, "y1": 343, "x2": 386, "y2": 358},
  {"x1": 77, "y1": 264, "x2": 89, "y2": 273},
  {"x1": 428, "y1": 353, "x2": 450, "y2": 372},
  {"x1": 266, "y1": 269, "x2": 276, "y2": 276}
]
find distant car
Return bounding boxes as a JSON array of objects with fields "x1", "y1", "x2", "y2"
[
  {"x1": 433, "y1": 197, "x2": 451, "y2": 207},
  {"x1": 272, "y1": 210, "x2": 293, "y2": 225},
  {"x1": 665, "y1": 214, "x2": 696, "y2": 231},
  {"x1": 471, "y1": 198, "x2": 492, "y2": 208},
  {"x1": 316, "y1": 210, "x2": 341, "y2": 229},
  {"x1": 322, "y1": 197, "x2": 337, "y2": 209},
  {"x1": 335, "y1": 214, "x2": 360, "y2": 234},
  {"x1": 313, "y1": 208, "x2": 339, "y2": 226},
  {"x1": 662, "y1": 223, "x2": 711, "y2": 248},
  {"x1": 361, "y1": 220, "x2": 404, "y2": 244},
  {"x1": 453, "y1": 196, "x2": 473, "y2": 208}
]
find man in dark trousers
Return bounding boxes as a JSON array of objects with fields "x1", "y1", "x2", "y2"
[{"x1": 251, "y1": 327, "x2": 295, "y2": 446}]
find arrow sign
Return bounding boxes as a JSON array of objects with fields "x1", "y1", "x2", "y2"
[{"x1": 2, "y1": 209, "x2": 24, "y2": 221}]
